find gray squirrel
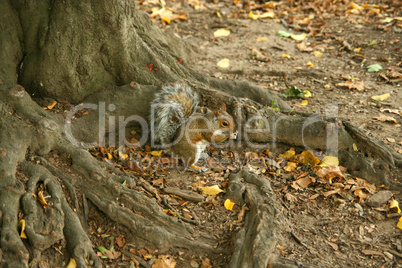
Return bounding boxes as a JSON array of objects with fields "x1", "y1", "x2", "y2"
[{"x1": 150, "y1": 82, "x2": 237, "y2": 172}]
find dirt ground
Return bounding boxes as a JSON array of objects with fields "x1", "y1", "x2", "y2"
[{"x1": 34, "y1": 1, "x2": 402, "y2": 267}]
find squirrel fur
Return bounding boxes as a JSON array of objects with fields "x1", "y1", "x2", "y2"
[{"x1": 150, "y1": 82, "x2": 237, "y2": 172}]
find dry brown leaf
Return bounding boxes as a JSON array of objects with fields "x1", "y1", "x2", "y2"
[
  {"x1": 153, "y1": 255, "x2": 177, "y2": 268},
  {"x1": 295, "y1": 176, "x2": 313, "y2": 188},
  {"x1": 336, "y1": 80, "x2": 364, "y2": 91},
  {"x1": 361, "y1": 250, "x2": 385, "y2": 257},
  {"x1": 316, "y1": 166, "x2": 343, "y2": 179},
  {"x1": 115, "y1": 234, "x2": 126, "y2": 247},
  {"x1": 326, "y1": 241, "x2": 338, "y2": 251},
  {"x1": 309, "y1": 193, "x2": 320, "y2": 200},
  {"x1": 296, "y1": 42, "x2": 313, "y2": 52},
  {"x1": 322, "y1": 188, "x2": 341, "y2": 197},
  {"x1": 373, "y1": 114, "x2": 397, "y2": 124},
  {"x1": 47, "y1": 101, "x2": 57, "y2": 110},
  {"x1": 201, "y1": 258, "x2": 212, "y2": 268},
  {"x1": 284, "y1": 192, "x2": 298, "y2": 202}
]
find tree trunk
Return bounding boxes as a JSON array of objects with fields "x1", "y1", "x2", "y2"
[{"x1": 0, "y1": 0, "x2": 401, "y2": 267}]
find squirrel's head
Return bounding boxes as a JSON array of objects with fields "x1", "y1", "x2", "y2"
[{"x1": 212, "y1": 104, "x2": 238, "y2": 142}]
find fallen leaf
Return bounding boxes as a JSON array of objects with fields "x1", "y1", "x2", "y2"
[
  {"x1": 326, "y1": 241, "x2": 338, "y2": 251},
  {"x1": 303, "y1": 90, "x2": 312, "y2": 98},
  {"x1": 322, "y1": 188, "x2": 341, "y2": 197},
  {"x1": 353, "y1": 143, "x2": 358, "y2": 152},
  {"x1": 282, "y1": 54, "x2": 292, "y2": 59},
  {"x1": 373, "y1": 115, "x2": 397, "y2": 124},
  {"x1": 200, "y1": 185, "x2": 224, "y2": 195},
  {"x1": 296, "y1": 176, "x2": 313, "y2": 188},
  {"x1": 217, "y1": 58, "x2": 230, "y2": 68},
  {"x1": 314, "y1": 51, "x2": 323, "y2": 57},
  {"x1": 66, "y1": 258, "x2": 77, "y2": 268},
  {"x1": 301, "y1": 150, "x2": 320, "y2": 167},
  {"x1": 284, "y1": 162, "x2": 297, "y2": 172},
  {"x1": 336, "y1": 80, "x2": 364, "y2": 91},
  {"x1": 279, "y1": 149, "x2": 295, "y2": 160},
  {"x1": 284, "y1": 192, "x2": 298, "y2": 202},
  {"x1": 361, "y1": 250, "x2": 385, "y2": 257},
  {"x1": 309, "y1": 193, "x2": 320, "y2": 200},
  {"x1": 115, "y1": 234, "x2": 126, "y2": 247},
  {"x1": 290, "y1": 33, "x2": 306, "y2": 41},
  {"x1": 201, "y1": 258, "x2": 212, "y2": 268},
  {"x1": 153, "y1": 255, "x2": 177, "y2": 268},
  {"x1": 38, "y1": 190, "x2": 48, "y2": 209},
  {"x1": 371, "y1": 92, "x2": 390, "y2": 101},
  {"x1": 18, "y1": 219, "x2": 27, "y2": 239},
  {"x1": 214, "y1": 28, "x2": 230, "y2": 38},
  {"x1": 256, "y1": 36, "x2": 268, "y2": 42},
  {"x1": 300, "y1": 100, "x2": 308, "y2": 106},
  {"x1": 277, "y1": 30, "x2": 292, "y2": 37},
  {"x1": 47, "y1": 101, "x2": 57, "y2": 110},
  {"x1": 306, "y1": 61, "x2": 314, "y2": 67},
  {"x1": 151, "y1": 150, "x2": 163, "y2": 156},
  {"x1": 296, "y1": 42, "x2": 313, "y2": 52},
  {"x1": 397, "y1": 217, "x2": 402, "y2": 230},
  {"x1": 367, "y1": 63, "x2": 383, "y2": 73},
  {"x1": 316, "y1": 166, "x2": 343, "y2": 179},
  {"x1": 224, "y1": 199, "x2": 235, "y2": 210},
  {"x1": 390, "y1": 199, "x2": 401, "y2": 213},
  {"x1": 319, "y1": 156, "x2": 339, "y2": 167},
  {"x1": 260, "y1": 11, "x2": 275, "y2": 19}
]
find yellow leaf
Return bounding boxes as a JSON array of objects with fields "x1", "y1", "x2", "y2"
[
  {"x1": 282, "y1": 54, "x2": 291, "y2": 59},
  {"x1": 279, "y1": 149, "x2": 295, "y2": 160},
  {"x1": 314, "y1": 51, "x2": 323, "y2": 57},
  {"x1": 371, "y1": 93, "x2": 390, "y2": 101},
  {"x1": 353, "y1": 143, "x2": 358, "y2": 152},
  {"x1": 66, "y1": 258, "x2": 77, "y2": 268},
  {"x1": 249, "y1": 11, "x2": 259, "y2": 20},
  {"x1": 319, "y1": 156, "x2": 339, "y2": 167},
  {"x1": 300, "y1": 100, "x2": 308, "y2": 106},
  {"x1": 290, "y1": 33, "x2": 306, "y2": 41},
  {"x1": 18, "y1": 219, "x2": 27, "y2": 239},
  {"x1": 350, "y1": 2, "x2": 363, "y2": 10},
  {"x1": 354, "y1": 47, "x2": 361, "y2": 52},
  {"x1": 217, "y1": 58, "x2": 230, "y2": 68},
  {"x1": 214, "y1": 28, "x2": 230, "y2": 38},
  {"x1": 47, "y1": 101, "x2": 58, "y2": 110},
  {"x1": 284, "y1": 162, "x2": 297, "y2": 172},
  {"x1": 106, "y1": 152, "x2": 113, "y2": 160},
  {"x1": 224, "y1": 199, "x2": 235, "y2": 210},
  {"x1": 390, "y1": 199, "x2": 401, "y2": 213},
  {"x1": 306, "y1": 61, "x2": 314, "y2": 67},
  {"x1": 161, "y1": 16, "x2": 171, "y2": 24},
  {"x1": 256, "y1": 36, "x2": 268, "y2": 42},
  {"x1": 118, "y1": 151, "x2": 128, "y2": 160},
  {"x1": 303, "y1": 90, "x2": 312, "y2": 98},
  {"x1": 260, "y1": 11, "x2": 275, "y2": 19},
  {"x1": 397, "y1": 217, "x2": 402, "y2": 230},
  {"x1": 301, "y1": 150, "x2": 320, "y2": 167},
  {"x1": 151, "y1": 150, "x2": 163, "y2": 157},
  {"x1": 200, "y1": 185, "x2": 224, "y2": 196}
]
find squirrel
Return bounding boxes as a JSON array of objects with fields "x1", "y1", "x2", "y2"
[{"x1": 150, "y1": 82, "x2": 238, "y2": 172}]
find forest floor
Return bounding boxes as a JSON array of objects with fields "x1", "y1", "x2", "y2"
[{"x1": 36, "y1": 1, "x2": 402, "y2": 267}]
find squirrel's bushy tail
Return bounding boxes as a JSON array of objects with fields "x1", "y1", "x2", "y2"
[{"x1": 150, "y1": 82, "x2": 199, "y2": 146}]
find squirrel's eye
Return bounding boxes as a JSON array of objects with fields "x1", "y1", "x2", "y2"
[{"x1": 222, "y1": 121, "x2": 228, "y2": 127}]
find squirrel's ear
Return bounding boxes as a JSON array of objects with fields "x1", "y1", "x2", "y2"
[
  {"x1": 221, "y1": 103, "x2": 227, "y2": 112},
  {"x1": 213, "y1": 109, "x2": 220, "y2": 117}
]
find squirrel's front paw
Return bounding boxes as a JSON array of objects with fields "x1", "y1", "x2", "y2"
[{"x1": 189, "y1": 164, "x2": 209, "y2": 173}]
